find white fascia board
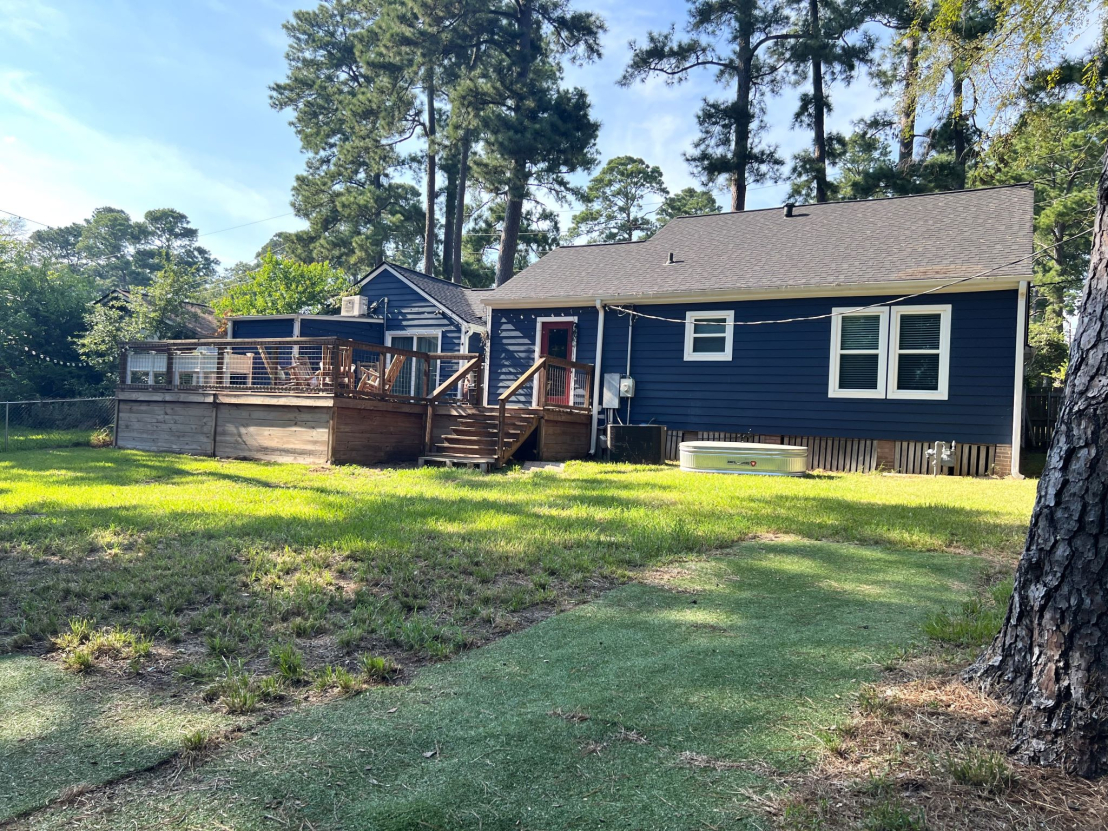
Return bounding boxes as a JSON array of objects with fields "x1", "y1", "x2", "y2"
[{"x1": 479, "y1": 275, "x2": 1029, "y2": 309}]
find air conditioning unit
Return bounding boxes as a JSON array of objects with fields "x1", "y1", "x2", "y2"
[{"x1": 341, "y1": 295, "x2": 369, "y2": 317}]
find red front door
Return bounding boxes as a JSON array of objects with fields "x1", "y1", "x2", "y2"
[{"x1": 539, "y1": 320, "x2": 574, "y2": 405}]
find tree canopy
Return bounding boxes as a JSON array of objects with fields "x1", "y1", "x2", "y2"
[
  {"x1": 213, "y1": 253, "x2": 353, "y2": 317},
  {"x1": 568, "y1": 156, "x2": 668, "y2": 243}
]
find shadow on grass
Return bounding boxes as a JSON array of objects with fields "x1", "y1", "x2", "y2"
[{"x1": 16, "y1": 541, "x2": 983, "y2": 830}]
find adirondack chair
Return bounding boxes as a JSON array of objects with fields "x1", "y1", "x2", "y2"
[{"x1": 382, "y1": 355, "x2": 407, "y2": 393}]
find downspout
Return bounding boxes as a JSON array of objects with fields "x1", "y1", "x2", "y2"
[
  {"x1": 1010, "y1": 280, "x2": 1028, "y2": 478},
  {"x1": 590, "y1": 299, "x2": 606, "y2": 455}
]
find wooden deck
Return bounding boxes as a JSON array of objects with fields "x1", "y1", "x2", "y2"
[{"x1": 114, "y1": 338, "x2": 594, "y2": 468}]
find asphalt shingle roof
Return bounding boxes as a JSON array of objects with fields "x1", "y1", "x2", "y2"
[
  {"x1": 384, "y1": 263, "x2": 491, "y2": 325},
  {"x1": 484, "y1": 185, "x2": 1035, "y2": 305}
]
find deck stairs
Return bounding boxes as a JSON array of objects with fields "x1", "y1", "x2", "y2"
[{"x1": 419, "y1": 410, "x2": 539, "y2": 470}]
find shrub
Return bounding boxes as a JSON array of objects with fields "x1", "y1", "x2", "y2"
[
  {"x1": 360, "y1": 654, "x2": 400, "y2": 682},
  {"x1": 269, "y1": 643, "x2": 304, "y2": 682}
]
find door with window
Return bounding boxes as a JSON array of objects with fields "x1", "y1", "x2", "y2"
[
  {"x1": 539, "y1": 320, "x2": 575, "y2": 406},
  {"x1": 387, "y1": 334, "x2": 439, "y2": 397}
]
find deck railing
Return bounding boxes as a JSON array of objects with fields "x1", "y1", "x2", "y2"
[
  {"x1": 119, "y1": 338, "x2": 483, "y2": 405},
  {"x1": 496, "y1": 355, "x2": 594, "y2": 464}
]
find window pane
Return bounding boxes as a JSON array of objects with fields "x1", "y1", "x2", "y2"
[
  {"x1": 897, "y1": 354, "x2": 940, "y2": 390},
  {"x1": 693, "y1": 318, "x2": 727, "y2": 335},
  {"x1": 691, "y1": 335, "x2": 727, "y2": 354},
  {"x1": 839, "y1": 354, "x2": 879, "y2": 389},
  {"x1": 899, "y1": 313, "x2": 941, "y2": 350},
  {"x1": 840, "y1": 315, "x2": 880, "y2": 350}
]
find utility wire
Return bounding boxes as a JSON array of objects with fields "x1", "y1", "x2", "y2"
[
  {"x1": 0, "y1": 208, "x2": 50, "y2": 227},
  {"x1": 198, "y1": 213, "x2": 295, "y2": 237},
  {"x1": 609, "y1": 226, "x2": 1094, "y2": 328}
]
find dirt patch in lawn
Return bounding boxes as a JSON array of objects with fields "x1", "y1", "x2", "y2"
[{"x1": 765, "y1": 652, "x2": 1108, "y2": 831}]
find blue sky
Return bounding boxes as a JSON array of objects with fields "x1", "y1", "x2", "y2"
[{"x1": 1, "y1": 0, "x2": 912, "y2": 267}]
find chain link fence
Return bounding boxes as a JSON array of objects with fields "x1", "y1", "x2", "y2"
[{"x1": 1, "y1": 398, "x2": 115, "y2": 452}]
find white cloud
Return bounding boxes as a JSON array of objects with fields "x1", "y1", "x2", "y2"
[
  {"x1": 0, "y1": 70, "x2": 290, "y2": 263},
  {"x1": 0, "y1": 0, "x2": 66, "y2": 43}
]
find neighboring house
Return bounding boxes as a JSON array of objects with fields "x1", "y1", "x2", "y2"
[
  {"x1": 228, "y1": 262, "x2": 488, "y2": 397},
  {"x1": 97, "y1": 288, "x2": 220, "y2": 338},
  {"x1": 480, "y1": 185, "x2": 1034, "y2": 476}
]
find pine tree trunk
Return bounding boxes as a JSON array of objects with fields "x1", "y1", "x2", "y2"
[
  {"x1": 897, "y1": 31, "x2": 919, "y2": 168},
  {"x1": 496, "y1": 174, "x2": 525, "y2": 287},
  {"x1": 372, "y1": 172, "x2": 385, "y2": 268},
  {"x1": 423, "y1": 68, "x2": 437, "y2": 277},
  {"x1": 442, "y1": 162, "x2": 457, "y2": 280},
  {"x1": 951, "y1": 68, "x2": 967, "y2": 190},
  {"x1": 966, "y1": 153, "x2": 1108, "y2": 777},
  {"x1": 809, "y1": 0, "x2": 827, "y2": 203},
  {"x1": 731, "y1": 30, "x2": 753, "y2": 212},
  {"x1": 452, "y1": 128, "x2": 471, "y2": 284}
]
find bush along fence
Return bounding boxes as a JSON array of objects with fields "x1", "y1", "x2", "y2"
[{"x1": 1, "y1": 398, "x2": 115, "y2": 452}]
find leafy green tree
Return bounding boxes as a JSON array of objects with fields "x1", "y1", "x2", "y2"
[
  {"x1": 622, "y1": 0, "x2": 803, "y2": 212},
  {"x1": 657, "y1": 187, "x2": 722, "y2": 224},
  {"x1": 460, "y1": 200, "x2": 560, "y2": 286},
  {"x1": 213, "y1": 253, "x2": 353, "y2": 316},
  {"x1": 29, "y1": 206, "x2": 216, "y2": 291},
  {"x1": 76, "y1": 258, "x2": 208, "y2": 382},
  {"x1": 0, "y1": 222, "x2": 98, "y2": 399},
  {"x1": 568, "y1": 156, "x2": 668, "y2": 243}
]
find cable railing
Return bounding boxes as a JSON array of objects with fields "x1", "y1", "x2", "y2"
[{"x1": 119, "y1": 338, "x2": 483, "y2": 404}]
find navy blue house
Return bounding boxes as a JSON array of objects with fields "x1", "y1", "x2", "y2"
[
  {"x1": 481, "y1": 186, "x2": 1034, "y2": 476},
  {"x1": 228, "y1": 262, "x2": 488, "y2": 395}
]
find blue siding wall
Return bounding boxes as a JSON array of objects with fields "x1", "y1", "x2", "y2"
[
  {"x1": 298, "y1": 318, "x2": 383, "y2": 343},
  {"x1": 489, "y1": 306, "x2": 599, "y2": 406},
  {"x1": 359, "y1": 269, "x2": 463, "y2": 353},
  {"x1": 491, "y1": 290, "x2": 1016, "y2": 444},
  {"x1": 230, "y1": 318, "x2": 295, "y2": 339}
]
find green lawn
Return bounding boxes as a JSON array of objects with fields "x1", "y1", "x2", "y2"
[
  {"x1": 0, "y1": 448, "x2": 1037, "y2": 826},
  {"x1": 17, "y1": 541, "x2": 981, "y2": 830},
  {"x1": 0, "y1": 426, "x2": 100, "y2": 452}
]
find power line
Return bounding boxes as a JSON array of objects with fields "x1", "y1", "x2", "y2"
[
  {"x1": 609, "y1": 226, "x2": 1094, "y2": 328},
  {"x1": 198, "y1": 213, "x2": 296, "y2": 237},
  {"x1": 0, "y1": 208, "x2": 50, "y2": 227}
]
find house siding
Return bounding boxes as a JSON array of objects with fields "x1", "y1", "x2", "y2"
[
  {"x1": 230, "y1": 318, "x2": 295, "y2": 339},
  {"x1": 298, "y1": 318, "x2": 383, "y2": 343},
  {"x1": 359, "y1": 268, "x2": 464, "y2": 354},
  {"x1": 488, "y1": 306, "x2": 599, "y2": 406},
  {"x1": 490, "y1": 289, "x2": 1016, "y2": 445}
]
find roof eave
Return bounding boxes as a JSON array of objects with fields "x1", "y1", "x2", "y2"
[{"x1": 480, "y1": 274, "x2": 1030, "y2": 309}]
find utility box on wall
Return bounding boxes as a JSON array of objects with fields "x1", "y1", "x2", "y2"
[{"x1": 608, "y1": 424, "x2": 667, "y2": 465}]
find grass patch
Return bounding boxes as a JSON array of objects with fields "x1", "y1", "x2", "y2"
[
  {"x1": 0, "y1": 655, "x2": 233, "y2": 821},
  {"x1": 17, "y1": 541, "x2": 980, "y2": 829},
  {"x1": 923, "y1": 579, "x2": 1013, "y2": 647}
]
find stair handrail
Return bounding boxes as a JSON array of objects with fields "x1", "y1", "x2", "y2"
[
  {"x1": 422, "y1": 354, "x2": 484, "y2": 454},
  {"x1": 497, "y1": 356, "x2": 548, "y2": 464}
]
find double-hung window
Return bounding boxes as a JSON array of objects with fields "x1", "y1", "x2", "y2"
[
  {"x1": 889, "y1": 306, "x2": 950, "y2": 399},
  {"x1": 828, "y1": 304, "x2": 951, "y2": 400},
  {"x1": 684, "y1": 311, "x2": 734, "y2": 361},
  {"x1": 828, "y1": 308, "x2": 888, "y2": 398}
]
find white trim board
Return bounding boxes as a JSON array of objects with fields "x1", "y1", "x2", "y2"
[
  {"x1": 683, "y1": 310, "x2": 734, "y2": 361},
  {"x1": 1011, "y1": 281, "x2": 1028, "y2": 477}
]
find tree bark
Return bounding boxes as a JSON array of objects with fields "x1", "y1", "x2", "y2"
[
  {"x1": 423, "y1": 67, "x2": 437, "y2": 277},
  {"x1": 951, "y1": 67, "x2": 967, "y2": 189},
  {"x1": 966, "y1": 152, "x2": 1108, "y2": 778},
  {"x1": 495, "y1": 0, "x2": 533, "y2": 286},
  {"x1": 809, "y1": 0, "x2": 827, "y2": 203},
  {"x1": 897, "y1": 31, "x2": 919, "y2": 168},
  {"x1": 731, "y1": 28, "x2": 753, "y2": 212},
  {"x1": 452, "y1": 128, "x2": 471, "y2": 284},
  {"x1": 442, "y1": 162, "x2": 457, "y2": 281},
  {"x1": 372, "y1": 172, "x2": 385, "y2": 268}
]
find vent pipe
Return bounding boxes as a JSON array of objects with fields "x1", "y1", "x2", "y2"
[
  {"x1": 666, "y1": 252, "x2": 675, "y2": 265},
  {"x1": 783, "y1": 203, "x2": 795, "y2": 218}
]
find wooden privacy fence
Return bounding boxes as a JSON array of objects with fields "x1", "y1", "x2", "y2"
[{"x1": 1024, "y1": 386, "x2": 1063, "y2": 451}]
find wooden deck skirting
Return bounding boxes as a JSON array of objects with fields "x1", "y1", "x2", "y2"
[
  {"x1": 115, "y1": 389, "x2": 592, "y2": 467},
  {"x1": 663, "y1": 428, "x2": 1011, "y2": 477}
]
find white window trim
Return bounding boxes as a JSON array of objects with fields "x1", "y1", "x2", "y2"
[
  {"x1": 828, "y1": 307, "x2": 889, "y2": 399},
  {"x1": 683, "y1": 310, "x2": 734, "y2": 361},
  {"x1": 888, "y1": 305, "x2": 951, "y2": 400},
  {"x1": 385, "y1": 329, "x2": 443, "y2": 396}
]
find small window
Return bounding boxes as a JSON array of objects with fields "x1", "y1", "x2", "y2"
[
  {"x1": 889, "y1": 306, "x2": 950, "y2": 399},
  {"x1": 684, "y1": 311, "x2": 734, "y2": 361},
  {"x1": 829, "y1": 308, "x2": 888, "y2": 398}
]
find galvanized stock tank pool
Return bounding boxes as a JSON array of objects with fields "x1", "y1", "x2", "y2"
[{"x1": 679, "y1": 441, "x2": 808, "y2": 476}]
